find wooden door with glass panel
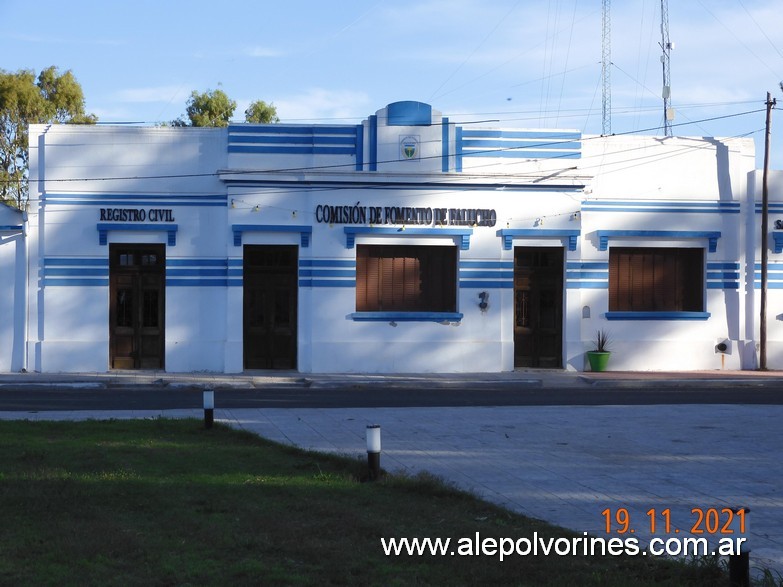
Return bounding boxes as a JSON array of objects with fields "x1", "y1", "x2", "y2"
[
  {"x1": 514, "y1": 247, "x2": 563, "y2": 368},
  {"x1": 109, "y1": 244, "x2": 165, "y2": 369},
  {"x1": 243, "y1": 245, "x2": 298, "y2": 370}
]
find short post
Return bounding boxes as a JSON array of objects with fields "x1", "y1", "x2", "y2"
[
  {"x1": 366, "y1": 424, "x2": 381, "y2": 481},
  {"x1": 203, "y1": 390, "x2": 215, "y2": 429},
  {"x1": 728, "y1": 506, "x2": 750, "y2": 587}
]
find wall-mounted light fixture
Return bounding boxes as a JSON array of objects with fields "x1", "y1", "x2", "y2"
[
  {"x1": 478, "y1": 291, "x2": 489, "y2": 312},
  {"x1": 715, "y1": 339, "x2": 732, "y2": 354}
]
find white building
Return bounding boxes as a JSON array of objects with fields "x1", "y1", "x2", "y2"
[{"x1": 3, "y1": 100, "x2": 781, "y2": 374}]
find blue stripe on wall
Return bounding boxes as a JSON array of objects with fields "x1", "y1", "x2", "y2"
[
  {"x1": 165, "y1": 279, "x2": 230, "y2": 287},
  {"x1": 44, "y1": 258, "x2": 109, "y2": 266},
  {"x1": 167, "y1": 269, "x2": 227, "y2": 277},
  {"x1": 48, "y1": 200, "x2": 226, "y2": 207},
  {"x1": 457, "y1": 129, "x2": 581, "y2": 160},
  {"x1": 460, "y1": 261, "x2": 514, "y2": 269},
  {"x1": 231, "y1": 134, "x2": 356, "y2": 145},
  {"x1": 369, "y1": 115, "x2": 377, "y2": 171},
  {"x1": 461, "y1": 139, "x2": 582, "y2": 150},
  {"x1": 228, "y1": 124, "x2": 360, "y2": 158},
  {"x1": 458, "y1": 260, "x2": 513, "y2": 288},
  {"x1": 298, "y1": 259, "x2": 357, "y2": 287},
  {"x1": 44, "y1": 193, "x2": 226, "y2": 208},
  {"x1": 583, "y1": 200, "x2": 740, "y2": 213},
  {"x1": 355, "y1": 124, "x2": 363, "y2": 171},
  {"x1": 567, "y1": 271, "x2": 609, "y2": 279},
  {"x1": 44, "y1": 268, "x2": 108, "y2": 277},
  {"x1": 299, "y1": 279, "x2": 356, "y2": 288},
  {"x1": 229, "y1": 145, "x2": 356, "y2": 156},
  {"x1": 461, "y1": 129, "x2": 581, "y2": 140},
  {"x1": 566, "y1": 261, "x2": 609, "y2": 267},
  {"x1": 458, "y1": 280, "x2": 514, "y2": 289},
  {"x1": 43, "y1": 257, "x2": 109, "y2": 285},
  {"x1": 300, "y1": 259, "x2": 356, "y2": 268},
  {"x1": 566, "y1": 259, "x2": 608, "y2": 289},
  {"x1": 462, "y1": 150, "x2": 580, "y2": 160},
  {"x1": 229, "y1": 125, "x2": 356, "y2": 135},
  {"x1": 705, "y1": 262, "x2": 740, "y2": 290},
  {"x1": 442, "y1": 117, "x2": 450, "y2": 172},
  {"x1": 298, "y1": 269, "x2": 356, "y2": 278},
  {"x1": 455, "y1": 126, "x2": 463, "y2": 172},
  {"x1": 44, "y1": 193, "x2": 225, "y2": 201},
  {"x1": 43, "y1": 279, "x2": 109, "y2": 287},
  {"x1": 459, "y1": 270, "x2": 514, "y2": 279},
  {"x1": 566, "y1": 282, "x2": 607, "y2": 289},
  {"x1": 167, "y1": 259, "x2": 226, "y2": 266}
]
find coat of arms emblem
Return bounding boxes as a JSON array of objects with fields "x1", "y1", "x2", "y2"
[{"x1": 400, "y1": 135, "x2": 419, "y2": 160}]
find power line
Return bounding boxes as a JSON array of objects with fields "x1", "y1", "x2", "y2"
[{"x1": 15, "y1": 107, "x2": 764, "y2": 191}]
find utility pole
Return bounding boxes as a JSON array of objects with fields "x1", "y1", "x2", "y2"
[{"x1": 760, "y1": 91, "x2": 776, "y2": 370}]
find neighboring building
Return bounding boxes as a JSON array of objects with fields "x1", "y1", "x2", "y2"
[
  {"x1": 2, "y1": 100, "x2": 779, "y2": 373},
  {"x1": 0, "y1": 202, "x2": 25, "y2": 372}
]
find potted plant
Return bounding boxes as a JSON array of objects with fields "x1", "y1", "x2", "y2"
[{"x1": 586, "y1": 329, "x2": 611, "y2": 372}]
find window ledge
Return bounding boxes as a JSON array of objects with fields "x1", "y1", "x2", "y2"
[
  {"x1": 605, "y1": 311, "x2": 711, "y2": 321},
  {"x1": 350, "y1": 312, "x2": 463, "y2": 323}
]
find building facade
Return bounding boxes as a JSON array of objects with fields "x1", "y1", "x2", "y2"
[{"x1": 3, "y1": 100, "x2": 781, "y2": 373}]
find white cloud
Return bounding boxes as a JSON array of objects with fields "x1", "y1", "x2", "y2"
[
  {"x1": 113, "y1": 86, "x2": 190, "y2": 104},
  {"x1": 244, "y1": 46, "x2": 282, "y2": 58},
  {"x1": 273, "y1": 88, "x2": 373, "y2": 123}
]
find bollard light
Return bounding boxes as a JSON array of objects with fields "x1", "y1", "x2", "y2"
[
  {"x1": 203, "y1": 390, "x2": 215, "y2": 429},
  {"x1": 366, "y1": 425, "x2": 381, "y2": 481},
  {"x1": 728, "y1": 506, "x2": 750, "y2": 587}
]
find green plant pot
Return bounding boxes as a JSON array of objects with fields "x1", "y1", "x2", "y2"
[{"x1": 587, "y1": 351, "x2": 611, "y2": 372}]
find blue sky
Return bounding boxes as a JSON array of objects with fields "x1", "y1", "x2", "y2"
[{"x1": 2, "y1": 0, "x2": 783, "y2": 168}]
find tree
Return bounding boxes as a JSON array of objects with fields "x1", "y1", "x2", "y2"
[
  {"x1": 245, "y1": 99, "x2": 279, "y2": 124},
  {"x1": 172, "y1": 90, "x2": 279, "y2": 127},
  {"x1": 173, "y1": 88, "x2": 236, "y2": 128},
  {"x1": 0, "y1": 66, "x2": 96, "y2": 208}
]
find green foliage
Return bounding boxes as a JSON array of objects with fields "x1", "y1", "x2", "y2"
[
  {"x1": 0, "y1": 66, "x2": 96, "y2": 208},
  {"x1": 245, "y1": 99, "x2": 279, "y2": 124},
  {"x1": 173, "y1": 90, "x2": 279, "y2": 127},
  {"x1": 0, "y1": 419, "x2": 727, "y2": 586},
  {"x1": 593, "y1": 329, "x2": 611, "y2": 352},
  {"x1": 173, "y1": 88, "x2": 237, "y2": 127}
]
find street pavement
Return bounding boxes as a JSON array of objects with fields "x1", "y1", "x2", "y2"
[{"x1": 1, "y1": 368, "x2": 782, "y2": 577}]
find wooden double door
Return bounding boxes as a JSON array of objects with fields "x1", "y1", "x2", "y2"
[
  {"x1": 514, "y1": 247, "x2": 564, "y2": 368},
  {"x1": 243, "y1": 245, "x2": 298, "y2": 370},
  {"x1": 109, "y1": 244, "x2": 165, "y2": 370}
]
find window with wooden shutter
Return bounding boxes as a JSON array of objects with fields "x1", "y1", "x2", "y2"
[
  {"x1": 356, "y1": 245, "x2": 457, "y2": 312},
  {"x1": 609, "y1": 247, "x2": 703, "y2": 312}
]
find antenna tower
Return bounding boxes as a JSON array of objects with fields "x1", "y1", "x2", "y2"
[
  {"x1": 660, "y1": 0, "x2": 673, "y2": 136},
  {"x1": 601, "y1": 0, "x2": 611, "y2": 135}
]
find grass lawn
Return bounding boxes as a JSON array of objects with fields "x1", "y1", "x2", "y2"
[{"x1": 0, "y1": 418, "x2": 726, "y2": 586}]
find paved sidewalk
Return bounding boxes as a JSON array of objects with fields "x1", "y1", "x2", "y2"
[
  {"x1": 2, "y1": 402, "x2": 781, "y2": 578},
  {"x1": 3, "y1": 368, "x2": 783, "y2": 389}
]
